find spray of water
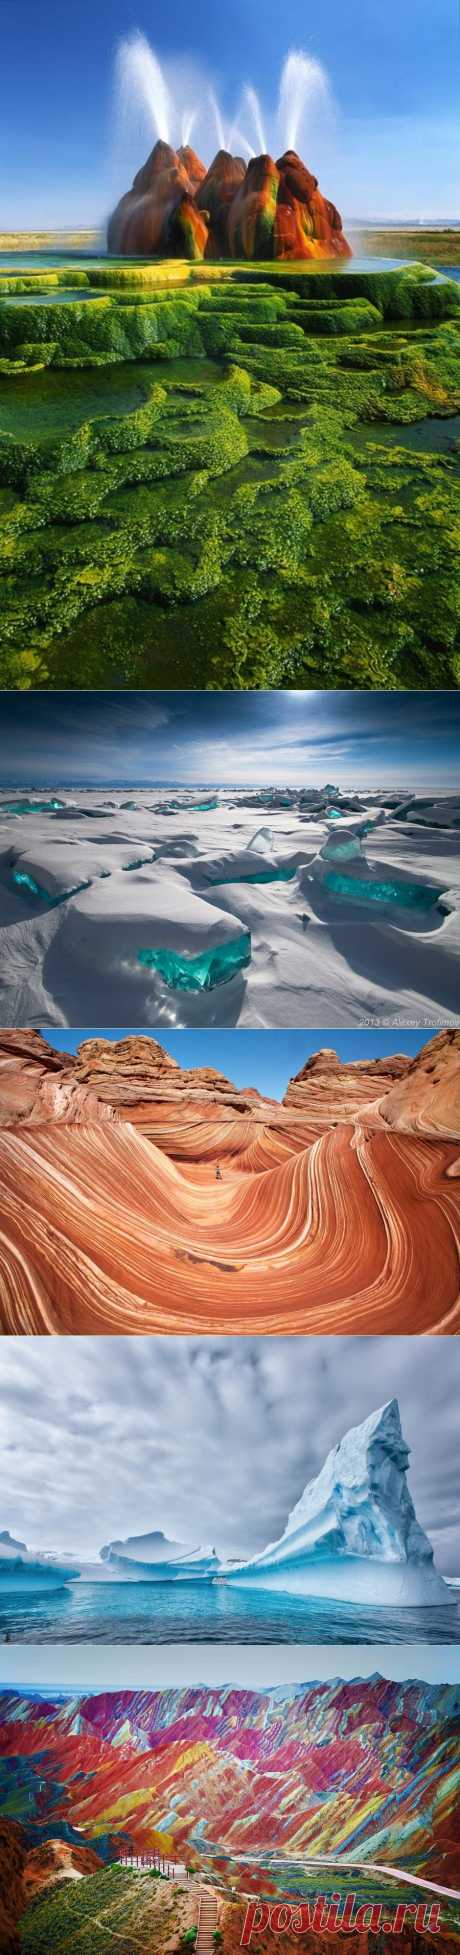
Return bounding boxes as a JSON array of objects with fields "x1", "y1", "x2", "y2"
[
  {"x1": 116, "y1": 29, "x2": 172, "y2": 144},
  {"x1": 227, "y1": 119, "x2": 255, "y2": 160},
  {"x1": 277, "y1": 50, "x2": 330, "y2": 153},
  {"x1": 181, "y1": 108, "x2": 197, "y2": 147},
  {"x1": 114, "y1": 36, "x2": 331, "y2": 166},
  {"x1": 242, "y1": 85, "x2": 267, "y2": 155},
  {"x1": 209, "y1": 89, "x2": 227, "y2": 151}
]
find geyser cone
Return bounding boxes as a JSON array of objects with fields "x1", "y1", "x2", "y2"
[
  {"x1": 108, "y1": 136, "x2": 352, "y2": 261},
  {"x1": 227, "y1": 153, "x2": 280, "y2": 259},
  {"x1": 169, "y1": 192, "x2": 210, "y2": 261},
  {"x1": 177, "y1": 144, "x2": 207, "y2": 191},
  {"x1": 108, "y1": 137, "x2": 207, "y2": 255},
  {"x1": 274, "y1": 147, "x2": 351, "y2": 260},
  {"x1": 196, "y1": 149, "x2": 246, "y2": 256},
  {"x1": 132, "y1": 138, "x2": 182, "y2": 194},
  {"x1": 276, "y1": 148, "x2": 319, "y2": 198}
]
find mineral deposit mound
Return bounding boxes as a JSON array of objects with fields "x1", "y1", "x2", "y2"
[{"x1": 107, "y1": 139, "x2": 352, "y2": 261}]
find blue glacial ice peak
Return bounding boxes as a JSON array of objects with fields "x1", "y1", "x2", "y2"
[
  {"x1": 222, "y1": 1400, "x2": 453, "y2": 1606},
  {"x1": 284, "y1": 1399, "x2": 432, "y2": 1564}
]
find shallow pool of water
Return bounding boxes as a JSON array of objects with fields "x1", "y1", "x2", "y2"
[
  {"x1": 0, "y1": 354, "x2": 226, "y2": 444},
  {"x1": 0, "y1": 362, "x2": 159, "y2": 438},
  {"x1": 349, "y1": 414, "x2": 460, "y2": 457},
  {"x1": 0, "y1": 289, "x2": 107, "y2": 306}
]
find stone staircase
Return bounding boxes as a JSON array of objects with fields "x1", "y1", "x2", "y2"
[{"x1": 196, "y1": 1889, "x2": 218, "y2": 1953}]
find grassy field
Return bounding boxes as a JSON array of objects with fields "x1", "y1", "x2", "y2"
[
  {"x1": 0, "y1": 259, "x2": 459, "y2": 690},
  {"x1": 0, "y1": 230, "x2": 100, "y2": 251},
  {"x1": 354, "y1": 229, "x2": 460, "y2": 267},
  {"x1": 20, "y1": 1866, "x2": 199, "y2": 1954}
]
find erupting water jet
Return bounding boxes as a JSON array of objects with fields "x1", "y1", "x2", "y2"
[
  {"x1": 109, "y1": 38, "x2": 350, "y2": 261},
  {"x1": 277, "y1": 49, "x2": 331, "y2": 152},
  {"x1": 116, "y1": 30, "x2": 173, "y2": 145}
]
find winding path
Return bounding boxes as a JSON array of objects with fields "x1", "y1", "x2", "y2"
[{"x1": 196, "y1": 1890, "x2": 218, "y2": 1952}]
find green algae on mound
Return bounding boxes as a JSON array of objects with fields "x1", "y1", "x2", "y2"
[{"x1": 0, "y1": 262, "x2": 459, "y2": 690}]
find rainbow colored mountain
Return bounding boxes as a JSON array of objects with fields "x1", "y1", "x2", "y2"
[{"x1": 0, "y1": 1676, "x2": 458, "y2": 1889}]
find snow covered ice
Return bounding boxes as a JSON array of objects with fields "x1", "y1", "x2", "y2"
[{"x1": 0, "y1": 787, "x2": 458, "y2": 1026}]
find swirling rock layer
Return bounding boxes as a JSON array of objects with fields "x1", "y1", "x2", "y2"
[
  {"x1": 108, "y1": 139, "x2": 352, "y2": 262},
  {"x1": 0, "y1": 1030, "x2": 458, "y2": 1334}
]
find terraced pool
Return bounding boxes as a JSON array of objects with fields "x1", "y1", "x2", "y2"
[
  {"x1": 0, "y1": 361, "x2": 214, "y2": 439},
  {"x1": 0, "y1": 259, "x2": 458, "y2": 690}
]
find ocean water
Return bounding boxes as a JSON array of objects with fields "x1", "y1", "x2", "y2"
[{"x1": 1, "y1": 1581, "x2": 459, "y2": 1644}]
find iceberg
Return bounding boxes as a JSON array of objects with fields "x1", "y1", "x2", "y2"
[
  {"x1": 222, "y1": 1401, "x2": 453, "y2": 1607},
  {"x1": 7, "y1": 837, "x2": 156, "y2": 900},
  {"x1": 0, "y1": 1530, "x2": 75, "y2": 1591},
  {"x1": 100, "y1": 1528, "x2": 220, "y2": 1581}
]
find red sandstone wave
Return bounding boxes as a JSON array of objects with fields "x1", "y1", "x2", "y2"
[
  {"x1": 0, "y1": 1120, "x2": 458, "y2": 1334},
  {"x1": 0, "y1": 1029, "x2": 458, "y2": 1334}
]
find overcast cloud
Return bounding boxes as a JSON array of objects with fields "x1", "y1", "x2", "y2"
[{"x1": 0, "y1": 1337, "x2": 458, "y2": 1572}]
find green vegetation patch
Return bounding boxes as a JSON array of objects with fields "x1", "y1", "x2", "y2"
[
  {"x1": 0, "y1": 261, "x2": 459, "y2": 688},
  {"x1": 20, "y1": 1866, "x2": 195, "y2": 1955}
]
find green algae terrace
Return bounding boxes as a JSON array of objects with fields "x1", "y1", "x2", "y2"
[{"x1": 0, "y1": 259, "x2": 459, "y2": 689}]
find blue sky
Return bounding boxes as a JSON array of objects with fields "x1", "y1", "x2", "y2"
[
  {"x1": 2, "y1": 1645, "x2": 459, "y2": 1691},
  {"x1": 1, "y1": 0, "x2": 459, "y2": 226},
  {"x1": 0, "y1": 690, "x2": 458, "y2": 789},
  {"x1": 44, "y1": 1027, "x2": 432, "y2": 1098}
]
